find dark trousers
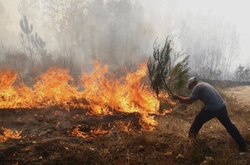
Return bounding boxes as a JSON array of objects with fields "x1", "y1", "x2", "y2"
[{"x1": 189, "y1": 106, "x2": 247, "y2": 148}]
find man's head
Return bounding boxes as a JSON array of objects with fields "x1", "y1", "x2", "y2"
[{"x1": 187, "y1": 77, "x2": 198, "y2": 90}]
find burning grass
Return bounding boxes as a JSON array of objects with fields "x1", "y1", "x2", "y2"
[
  {"x1": 0, "y1": 107, "x2": 182, "y2": 164},
  {"x1": 0, "y1": 127, "x2": 22, "y2": 142},
  {"x1": 0, "y1": 61, "x2": 249, "y2": 164},
  {"x1": 0, "y1": 61, "x2": 175, "y2": 131},
  {"x1": 0, "y1": 101, "x2": 249, "y2": 164}
]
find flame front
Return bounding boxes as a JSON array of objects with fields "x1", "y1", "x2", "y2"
[
  {"x1": 0, "y1": 127, "x2": 22, "y2": 142},
  {"x1": 0, "y1": 61, "x2": 175, "y2": 131}
]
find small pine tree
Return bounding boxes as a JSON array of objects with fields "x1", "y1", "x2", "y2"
[
  {"x1": 147, "y1": 37, "x2": 190, "y2": 97},
  {"x1": 20, "y1": 15, "x2": 50, "y2": 67},
  {"x1": 20, "y1": 15, "x2": 33, "y2": 62},
  {"x1": 169, "y1": 55, "x2": 190, "y2": 92}
]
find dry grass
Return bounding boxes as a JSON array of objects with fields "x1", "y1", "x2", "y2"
[{"x1": 0, "y1": 87, "x2": 249, "y2": 165}]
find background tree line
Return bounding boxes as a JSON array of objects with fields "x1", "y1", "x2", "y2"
[{"x1": 0, "y1": 0, "x2": 249, "y2": 82}]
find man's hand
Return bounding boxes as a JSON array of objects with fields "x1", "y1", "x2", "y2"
[{"x1": 172, "y1": 94, "x2": 194, "y2": 104}]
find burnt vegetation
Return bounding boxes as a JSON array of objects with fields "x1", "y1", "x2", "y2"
[
  {"x1": 0, "y1": 96, "x2": 249, "y2": 164},
  {"x1": 0, "y1": 35, "x2": 249, "y2": 165},
  {"x1": 0, "y1": 0, "x2": 250, "y2": 164}
]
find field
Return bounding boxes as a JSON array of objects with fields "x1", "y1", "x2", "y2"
[{"x1": 0, "y1": 86, "x2": 249, "y2": 165}]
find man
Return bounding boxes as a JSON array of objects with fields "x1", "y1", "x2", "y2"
[{"x1": 172, "y1": 77, "x2": 247, "y2": 153}]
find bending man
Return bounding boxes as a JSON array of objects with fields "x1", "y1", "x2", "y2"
[{"x1": 173, "y1": 77, "x2": 247, "y2": 153}]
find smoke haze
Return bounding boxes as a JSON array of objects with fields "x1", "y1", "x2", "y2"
[{"x1": 0, "y1": 0, "x2": 250, "y2": 80}]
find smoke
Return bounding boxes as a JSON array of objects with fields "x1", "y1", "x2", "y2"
[{"x1": 0, "y1": 0, "x2": 249, "y2": 80}]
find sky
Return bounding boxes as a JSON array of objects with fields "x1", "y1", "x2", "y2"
[
  {"x1": 141, "y1": 0, "x2": 250, "y2": 65},
  {"x1": 178, "y1": 0, "x2": 250, "y2": 65},
  {"x1": 1, "y1": 0, "x2": 250, "y2": 65}
]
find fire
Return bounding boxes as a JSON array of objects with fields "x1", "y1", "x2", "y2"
[
  {"x1": 0, "y1": 61, "x2": 175, "y2": 132},
  {"x1": 90, "y1": 127, "x2": 109, "y2": 136},
  {"x1": 115, "y1": 121, "x2": 133, "y2": 133},
  {"x1": 71, "y1": 125, "x2": 109, "y2": 139},
  {"x1": 33, "y1": 67, "x2": 79, "y2": 109},
  {"x1": 71, "y1": 125, "x2": 89, "y2": 139},
  {"x1": 0, "y1": 127, "x2": 22, "y2": 142}
]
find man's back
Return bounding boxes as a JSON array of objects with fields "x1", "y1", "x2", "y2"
[{"x1": 190, "y1": 81, "x2": 225, "y2": 111}]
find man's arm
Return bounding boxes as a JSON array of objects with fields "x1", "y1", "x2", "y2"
[{"x1": 172, "y1": 94, "x2": 195, "y2": 104}]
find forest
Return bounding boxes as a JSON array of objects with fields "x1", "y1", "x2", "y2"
[{"x1": 0, "y1": 0, "x2": 249, "y2": 82}]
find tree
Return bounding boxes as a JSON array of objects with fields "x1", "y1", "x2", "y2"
[
  {"x1": 20, "y1": 15, "x2": 33, "y2": 61},
  {"x1": 147, "y1": 37, "x2": 189, "y2": 97},
  {"x1": 235, "y1": 65, "x2": 250, "y2": 82},
  {"x1": 18, "y1": 0, "x2": 41, "y2": 29},
  {"x1": 175, "y1": 12, "x2": 240, "y2": 80},
  {"x1": 0, "y1": 2, "x2": 7, "y2": 30},
  {"x1": 17, "y1": 0, "x2": 152, "y2": 70},
  {"x1": 0, "y1": 2, "x2": 10, "y2": 44},
  {"x1": 19, "y1": 15, "x2": 50, "y2": 68},
  {"x1": 224, "y1": 24, "x2": 240, "y2": 79}
]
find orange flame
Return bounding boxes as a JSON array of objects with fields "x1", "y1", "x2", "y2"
[
  {"x1": 0, "y1": 127, "x2": 22, "y2": 142},
  {"x1": 115, "y1": 121, "x2": 133, "y2": 133},
  {"x1": 71, "y1": 125, "x2": 109, "y2": 139},
  {"x1": 90, "y1": 127, "x2": 109, "y2": 136},
  {"x1": 0, "y1": 61, "x2": 175, "y2": 131},
  {"x1": 71, "y1": 125, "x2": 89, "y2": 139}
]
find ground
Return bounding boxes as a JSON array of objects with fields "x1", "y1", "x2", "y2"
[
  {"x1": 224, "y1": 85, "x2": 250, "y2": 108},
  {"x1": 0, "y1": 86, "x2": 250, "y2": 165}
]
